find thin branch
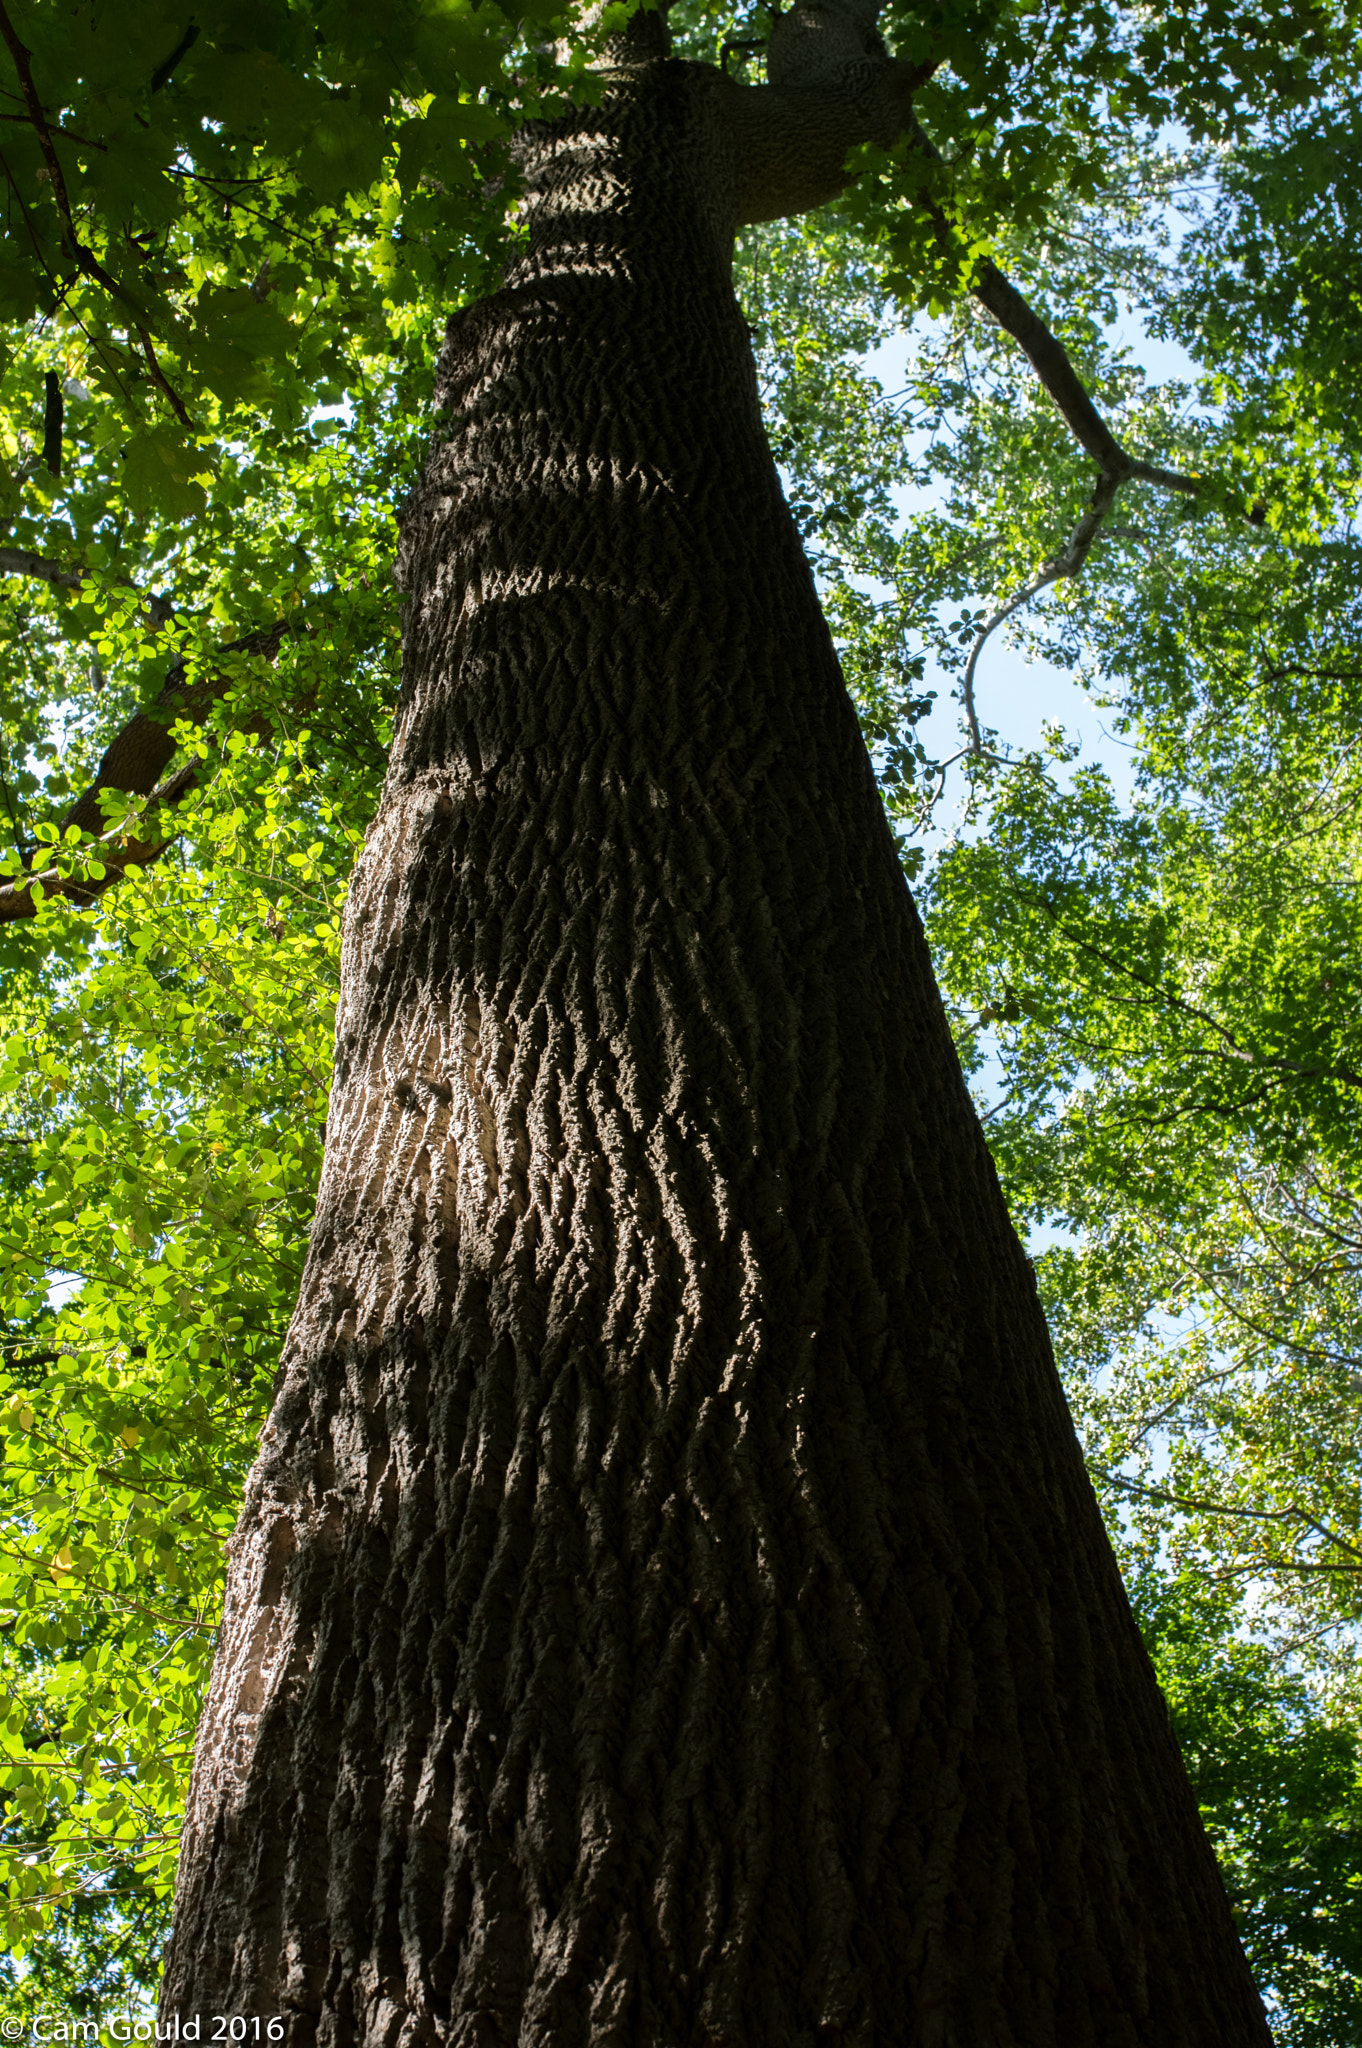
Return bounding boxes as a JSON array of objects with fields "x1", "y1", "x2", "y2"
[
  {"x1": 0, "y1": 0, "x2": 192, "y2": 425},
  {"x1": 0, "y1": 142, "x2": 70, "y2": 304},
  {"x1": 1092, "y1": 1466, "x2": 1362, "y2": 1566},
  {"x1": 1123, "y1": 1358, "x2": 1249, "y2": 1450},
  {"x1": 889, "y1": 111, "x2": 1214, "y2": 749},
  {"x1": 1029, "y1": 901, "x2": 1362, "y2": 1091},
  {"x1": 132, "y1": 322, "x2": 192, "y2": 426},
  {"x1": 1136, "y1": 1217, "x2": 1362, "y2": 1381},
  {"x1": 3, "y1": 1416, "x2": 240, "y2": 1520},
  {"x1": 902, "y1": 741, "x2": 1009, "y2": 831},
  {"x1": 960, "y1": 472, "x2": 1121, "y2": 748},
  {"x1": 165, "y1": 165, "x2": 275, "y2": 191},
  {"x1": 150, "y1": 22, "x2": 200, "y2": 93},
  {"x1": 0, "y1": 542, "x2": 175, "y2": 621},
  {"x1": 0, "y1": 115, "x2": 106, "y2": 149}
]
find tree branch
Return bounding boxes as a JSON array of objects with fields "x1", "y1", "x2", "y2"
[
  {"x1": 1092, "y1": 1465, "x2": 1362, "y2": 1569},
  {"x1": 1023, "y1": 893, "x2": 1362, "y2": 1092},
  {"x1": 902, "y1": 109, "x2": 1200, "y2": 495},
  {"x1": 0, "y1": 0, "x2": 192, "y2": 426},
  {"x1": 969, "y1": 258, "x2": 1200, "y2": 497},
  {"x1": 0, "y1": 760, "x2": 198, "y2": 920},
  {"x1": 879, "y1": 108, "x2": 1213, "y2": 750},
  {"x1": 0, "y1": 0, "x2": 76, "y2": 228},
  {"x1": 0, "y1": 620, "x2": 291, "y2": 923},
  {"x1": 960, "y1": 472, "x2": 1123, "y2": 749},
  {"x1": 731, "y1": 58, "x2": 930, "y2": 225},
  {"x1": 0, "y1": 544, "x2": 83, "y2": 591},
  {"x1": 0, "y1": 543, "x2": 176, "y2": 621}
]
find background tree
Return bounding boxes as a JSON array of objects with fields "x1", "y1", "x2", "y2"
[
  {"x1": 881, "y1": 88, "x2": 1362, "y2": 2043},
  {"x1": 0, "y1": 0, "x2": 1357, "y2": 2036},
  {"x1": 912, "y1": 89, "x2": 1362, "y2": 1715}
]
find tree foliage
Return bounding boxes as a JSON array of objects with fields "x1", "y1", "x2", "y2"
[
  {"x1": 1, "y1": 0, "x2": 1360, "y2": 2025},
  {"x1": 1134, "y1": 1569, "x2": 1362, "y2": 2048},
  {"x1": 916, "y1": 107, "x2": 1362, "y2": 1681}
]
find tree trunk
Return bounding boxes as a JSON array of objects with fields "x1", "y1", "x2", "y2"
[{"x1": 161, "y1": 32, "x2": 1271, "y2": 2047}]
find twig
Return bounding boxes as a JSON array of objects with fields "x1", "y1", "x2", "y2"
[
  {"x1": 1025, "y1": 893, "x2": 1362, "y2": 1090},
  {"x1": 1135, "y1": 1216, "x2": 1362, "y2": 1382},
  {"x1": 0, "y1": 115, "x2": 106, "y2": 149},
  {"x1": 132, "y1": 323, "x2": 192, "y2": 426},
  {"x1": 902, "y1": 741, "x2": 1009, "y2": 831}
]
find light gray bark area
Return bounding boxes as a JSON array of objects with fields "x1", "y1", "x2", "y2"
[{"x1": 160, "y1": 39, "x2": 1271, "y2": 2048}]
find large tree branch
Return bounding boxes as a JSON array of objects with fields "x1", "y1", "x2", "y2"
[
  {"x1": 729, "y1": 0, "x2": 934, "y2": 225},
  {"x1": 61, "y1": 622, "x2": 287, "y2": 838},
  {"x1": 0, "y1": 544, "x2": 84, "y2": 591},
  {"x1": 731, "y1": 62, "x2": 923, "y2": 225},
  {"x1": 0, "y1": 760, "x2": 200, "y2": 918},
  {"x1": 0, "y1": 621, "x2": 290, "y2": 923}
]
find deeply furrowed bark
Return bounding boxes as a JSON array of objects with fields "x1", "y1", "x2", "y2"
[{"x1": 161, "y1": 44, "x2": 1271, "y2": 2048}]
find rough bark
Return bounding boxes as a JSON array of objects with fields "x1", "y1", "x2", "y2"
[{"x1": 161, "y1": 35, "x2": 1272, "y2": 2048}]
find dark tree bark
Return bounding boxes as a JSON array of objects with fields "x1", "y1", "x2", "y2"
[{"x1": 161, "y1": 14, "x2": 1272, "y2": 2044}]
